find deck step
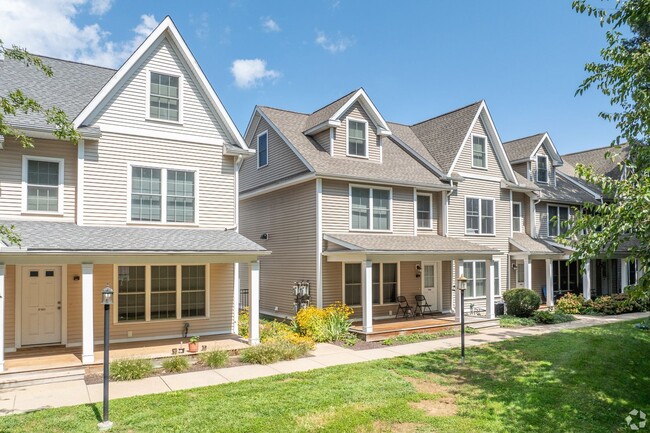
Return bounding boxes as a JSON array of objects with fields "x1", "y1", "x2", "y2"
[{"x1": 0, "y1": 366, "x2": 85, "y2": 389}]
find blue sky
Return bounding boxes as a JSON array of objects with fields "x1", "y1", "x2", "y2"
[{"x1": 0, "y1": 0, "x2": 618, "y2": 153}]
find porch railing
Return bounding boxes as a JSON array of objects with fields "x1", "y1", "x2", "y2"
[{"x1": 239, "y1": 288, "x2": 249, "y2": 310}]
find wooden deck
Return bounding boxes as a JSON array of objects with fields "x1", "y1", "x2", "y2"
[{"x1": 3, "y1": 334, "x2": 248, "y2": 374}]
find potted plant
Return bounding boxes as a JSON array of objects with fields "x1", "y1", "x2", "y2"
[{"x1": 188, "y1": 336, "x2": 200, "y2": 353}]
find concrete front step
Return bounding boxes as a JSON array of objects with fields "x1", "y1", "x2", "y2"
[{"x1": 0, "y1": 366, "x2": 85, "y2": 389}]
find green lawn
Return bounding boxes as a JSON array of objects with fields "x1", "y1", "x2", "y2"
[{"x1": 1, "y1": 320, "x2": 649, "y2": 433}]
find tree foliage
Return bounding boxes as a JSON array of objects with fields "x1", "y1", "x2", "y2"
[
  {"x1": 559, "y1": 1, "x2": 650, "y2": 296},
  {"x1": 0, "y1": 40, "x2": 80, "y2": 245}
]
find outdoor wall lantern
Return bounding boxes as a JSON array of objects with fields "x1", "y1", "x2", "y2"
[
  {"x1": 415, "y1": 264, "x2": 422, "y2": 278},
  {"x1": 456, "y1": 275, "x2": 468, "y2": 365}
]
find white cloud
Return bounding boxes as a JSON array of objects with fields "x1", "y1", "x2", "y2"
[
  {"x1": 315, "y1": 30, "x2": 353, "y2": 53},
  {"x1": 230, "y1": 59, "x2": 280, "y2": 89},
  {"x1": 0, "y1": 0, "x2": 157, "y2": 68},
  {"x1": 190, "y1": 12, "x2": 210, "y2": 41},
  {"x1": 89, "y1": 0, "x2": 112, "y2": 15},
  {"x1": 261, "y1": 17, "x2": 281, "y2": 33}
]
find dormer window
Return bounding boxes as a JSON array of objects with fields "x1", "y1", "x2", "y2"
[
  {"x1": 537, "y1": 155, "x2": 548, "y2": 183},
  {"x1": 149, "y1": 72, "x2": 180, "y2": 122},
  {"x1": 257, "y1": 131, "x2": 268, "y2": 168},
  {"x1": 472, "y1": 135, "x2": 487, "y2": 169},
  {"x1": 347, "y1": 119, "x2": 367, "y2": 157}
]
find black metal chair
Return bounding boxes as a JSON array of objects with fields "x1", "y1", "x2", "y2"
[
  {"x1": 395, "y1": 296, "x2": 415, "y2": 319},
  {"x1": 414, "y1": 295, "x2": 433, "y2": 316}
]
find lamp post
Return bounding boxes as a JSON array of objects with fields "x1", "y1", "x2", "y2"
[
  {"x1": 457, "y1": 275, "x2": 468, "y2": 365},
  {"x1": 98, "y1": 284, "x2": 113, "y2": 431}
]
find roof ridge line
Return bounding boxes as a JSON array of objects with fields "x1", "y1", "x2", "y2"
[
  {"x1": 503, "y1": 132, "x2": 546, "y2": 145},
  {"x1": 308, "y1": 89, "x2": 360, "y2": 115},
  {"x1": 410, "y1": 100, "x2": 483, "y2": 127},
  {"x1": 8, "y1": 53, "x2": 118, "y2": 71}
]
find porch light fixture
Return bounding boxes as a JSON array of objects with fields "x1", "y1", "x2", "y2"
[
  {"x1": 415, "y1": 264, "x2": 422, "y2": 278},
  {"x1": 456, "y1": 275, "x2": 468, "y2": 365},
  {"x1": 98, "y1": 283, "x2": 114, "y2": 431}
]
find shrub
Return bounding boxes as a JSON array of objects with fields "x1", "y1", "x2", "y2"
[
  {"x1": 240, "y1": 339, "x2": 311, "y2": 365},
  {"x1": 198, "y1": 350, "x2": 229, "y2": 368},
  {"x1": 238, "y1": 307, "x2": 250, "y2": 338},
  {"x1": 499, "y1": 315, "x2": 536, "y2": 328},
  {"x1": 162, "y1": 356, "x2": 189, "y2": 373},
  {"x1": 532, "y1": 310, "x2": 576, "y2": 324},
  {"x1": 503, "y1": 288, "x2": 541, "y2": 317},
  {"x1": 294, "y1": 306, "x2": 328, "y2": 341},
  {"x1": 294, "y1": 302, "x2": 354, "y2": 342},
  {"x1": 555, "y1": 293, "x2": 585, "y2": 314},
  {"x1": 592, "y1": 295, "x2": 633, "y2": 315},
  {"x1": 109, "y1": 358, "x2": 154, "y2": 381}
]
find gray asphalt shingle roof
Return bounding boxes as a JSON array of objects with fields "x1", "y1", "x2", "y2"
[
  {"x1": 538, "y1": 174, "x2": 599, "y2": 204},
  {"x1": 258, "y1": 106, "x2": 446, "y2": 188},
  {"x1": 562, "y1": 145, "x2": 629, "y2": 180},
  {"x1": 509, "y1": 233, "x2": 563, "y2": 255},
  {"x1": 0, "y1": 221, "x2": 266, "y2": 253},
  {"x1": 0, "y1": 55, "x2": 115, "y2": 131},
  {"x1": 304, "y1": 90, "x2": 357, "y2": 131},
  {"x1": 324, "y1": 233, "x2": 497, "y2": 254},
  {"x1": 503, "y1": 133, "x2": 545, "y2": 162}
]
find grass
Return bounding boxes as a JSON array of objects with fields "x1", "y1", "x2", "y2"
[
  {"x1": 499, "y1": 314, "x2": 536, "y2": 327},
  {"x1": 382, "y1": 326, "x2": 479, "y2": 346},
  {"x1": 1, "y1": 320, "x2": 648, "y2": 433}
]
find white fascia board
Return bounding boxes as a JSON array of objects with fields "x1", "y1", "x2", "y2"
[
  {"x1": 478, "y1": 103, "x2": 519, "y2": 183},
  {"x1": 531, "y1": 133, "x2": 563, "y2": 166},
  {"x1": 303, "y1": 120, "x2": 341, "y2": 136},
  {"x1": 74, "y1": 16, "x2": 248, "y2": 150},
  {"x1": 331, "y1": 89, "x2": 391, "y2": 134}
]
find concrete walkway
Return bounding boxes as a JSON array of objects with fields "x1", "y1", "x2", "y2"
[{"x1": 1, "y1": 312, "x2": 648, "y2": 416}]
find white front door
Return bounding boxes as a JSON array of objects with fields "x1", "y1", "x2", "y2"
[
  {"x1": 22, "y1": 266, "x2": 62, "y2": 346},
  {"x1": 516, "y1": 261, "x2": 525, "y2": 288},
  {"x1": 421, "y1": 262, "x2": 440, "y2": 311}
]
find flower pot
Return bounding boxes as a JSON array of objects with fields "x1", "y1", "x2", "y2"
[{"x1": 188, "y1": 342, "x2": 199, "y2": 353}]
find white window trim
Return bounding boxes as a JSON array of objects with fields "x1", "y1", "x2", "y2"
[
  {"x1": 547, "y1": 204, "x2": 570, "y2": 238},
  {"x1": 536, "y1": 154, "x2": 549, "y2": 184},
  {"x1": 470, "y1": 133, "x2": 488, "y2": 170},
  {"x1": 341, "y1": 261, "x2": 400, "y2": 307},
  {"x1": 21, "y1": 155, "x2": 65, "y2": 215},
  {"x1": 464, "y1": 195, "x2": 495, "y2": 236},
  {"x1": 493, "y1": 259, "x2": 501, "y2": 297},
  {"x1": 512, "y1": 201, "x2": 523, "y2": 233},
  {"x1": 127, "y1": 162, "x2": 200, "y2": 226},
  {"x1": 257, "y1": 130, "x2": 269, "y2": 169},
  {"x1": 113, "y1": 264, "x2": 210, "y2": 325},
  {"x1": 145, "y1": 68, "x2": 184, "y2": 125},
  {"x1": 346, "y1": 117, "x2": 369, "y2": 159},
  {"x1": 463, "y1": 260, "x2": 488, "y2": 299},
  {"x1": 416, "y1": 193, "x2": 433, "y2": 230},
  {"x1": 349, "y1": 184, "x2": 393, "y2": 232}
]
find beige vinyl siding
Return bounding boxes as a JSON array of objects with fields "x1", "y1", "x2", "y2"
[
  {"x1": 322, "y1": 257, "x2": 342, "y2": 308},
  {"x1": 321, "y1": 179, "x2": 415, "y2": 235},
  {"x1": 332, "y1": 102, "x2": 381, "y2": 162},
  {"x1": 86, "y1": 263, "x2": 234, "y2": 343},
  {"x1": 454, "y1": 117, "x2": 506, "y2": 178},
  {"x1": 512, "y1": 162, "x2": 529, "y2": 180},
  {"x1": 239, "y1": 181, "x2": 317, "y2": 317},
  {"x1": 531, "y1": 259, "x2": 546, "y2": 299},
  {"x1": 83, "y1": 132, "x2": 234, "y2": 228},
  {"x1": 532, "y1": 145, "x2": 555, "y2": 186},
  {"x1": 92, "y1": 38, "x2": 227, "y2": 141},
  {"x1": 67, "y1": 264, "x2": 82, "y2": 344},
  {"x1": 240, "y1": 114, "x2": 310, "y2": 193},
  {"x1": 416, "y1": 190, "x2": 440, "y2": 235},
  {"x1": 441, "y1": 261, "x2": 452, "y2": 311},
  {"x1": 313, "y1": 129, "x2": 331, "y2": 154},
  {"x1": 511, "y1": 191, "x2": 527, "y2": 235},
  {"x1": 0, "y1": 138, "x2": 77, "y2": 221},
  {"x1": 4, "y1": 266, "x2": 15, "y2": 350}
]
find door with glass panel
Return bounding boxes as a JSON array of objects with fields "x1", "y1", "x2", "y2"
[
  {"x1": 21, "y1": 266, "x2": 62, "y2": 346},
  {"x1": 421, "y1": 262, "x2": 440, "y2": 311}
]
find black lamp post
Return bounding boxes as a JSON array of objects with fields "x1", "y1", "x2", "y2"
[
  {"x1": 457, "y1": 275, "x2": 468, "y2": 365},
  {"x1": 98, "y1": 283, "x2": 114, "y2": 431}
]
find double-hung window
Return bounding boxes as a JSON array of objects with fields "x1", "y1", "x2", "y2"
[
  {"x1": 131, "y1": 166, "x2": 196, "y2": 223},
  {"x1": 149, "y1": 72, "x2": 180, "y2": 122},
  {"x1": 372, "y1": 263, "x2": 398, "y2": 304},
  {"x1": 548, "y1": 205, "x2": 569, "y2": 237},
  {"x1": 464, "y1": 261, "x2": 499, "y2": 297},
  {"x1": 472, "y1": 135, "x2": 487, "y2": 168},
  {"x1": 24, "y1": 157, "x2": 63, "y2": 213},
  {"x1": 344, "y1": 263, "x2": 362, "y2": 306},
  {"x1": 417, "y1": 194, "x2": 432, "y2": 229},
  {"x1": 512, "y1": 202, "x2": 523, "y2": 233},
  {"x1": 350, "y1": 186, "x2": 391, "y2": 231},
  {"x1": 466, "y1": 197, "x2": 494, "y2": 235},
  {"x1": 257, "y1": 131, "x2": 268, "y2": 168},
  {"x1": 537, "y1": 155, "x2": 548, "y2": 183},
  {"x1": 117, "y1": 264, "x2": 207, "y2": 322},
  {"x1": 347, "y1": 119, "x2": 367, "y2": 157}
]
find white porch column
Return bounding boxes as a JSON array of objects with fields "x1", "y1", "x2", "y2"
[
  {"x1": 582, "y1": 261, "x2": 592, "y2": 300},
  {"x1": 232, "y1": 263, "x2": 240, "y2": 334},
  {"x1": 545, "y1": 259, "x2": 554, "y2": 307},
  {"x1": 361, "y1": 260, "x2": 373, "y2": 333},
  {"x1": 486, "y1": 258, "x2": 495, "y2": 319},
  {"x1": 455, "y1": 260, "x2": 463, "y2": 321},
  {"x1": 81, "y1": 263, "x2": 94, "y2": 364},
  {"x1": 248, "y1": 261, "x2": 260, "y2": 345},
  {"x1": 0, "y1": 264, "x2": 5, "y2": 372},
  {"x1": 524, "y1": 257, "x2": 532, "y2": 290},
  {"x1": 620, "y1": 259, "x2": 629, "y2": 292}
]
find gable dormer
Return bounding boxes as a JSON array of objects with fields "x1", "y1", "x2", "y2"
[
  {"x1": 303, "y1": 89, "x2": 392, "y2": 163},
  {"x1": 530, "y1": 134, "x2": 562, "y2": 187}
]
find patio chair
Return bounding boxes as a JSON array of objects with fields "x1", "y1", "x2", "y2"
[
  {"x1": 395, "y1": 296, "x2": 415, "y2": 319},
  {"x1": 414, "y1": 295, "x2": 433, "y2": 316}
]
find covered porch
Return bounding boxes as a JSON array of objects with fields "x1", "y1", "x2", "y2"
[
  {"x1": 0, "y1": 221, "x2": 267, "y2": 373},
  {"x1": 322, "y1": 233, "x2": 502, "y2": 335}
]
